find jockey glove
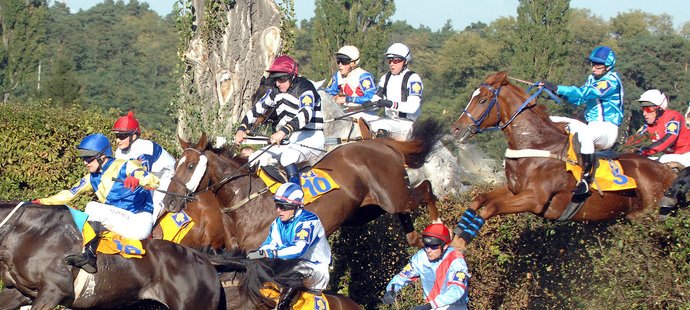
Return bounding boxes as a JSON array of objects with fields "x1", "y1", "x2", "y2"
[
  {"x1": 246, "y1": 249, "x2": 266, "y2": 260},
  {"x1": 410, "y1": 304, "x2": 432, "y2": 310},
  {"x1": 361, "y1": 101, "x2": 374, "y2": 109},
  {"x1": 376, "y1": 99, "x2": 394, "y2": 108},
  {"x1": 123, "y1": 176, "x2": 139, "y2": 191},
  {"x1": 31, "y1": 199, "x2": 41, "y2": 204},
  {"x1": 380, "y1": 290, "x2": 397, "y2": 304},
  {"x1": 540, "y1": 80, "x2": 558, "y2": 94}
]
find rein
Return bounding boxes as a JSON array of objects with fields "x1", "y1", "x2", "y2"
[
  {"x1": 0, "y1": 202, "x2": 27, "y2": 231},
  {"x1": 463, "y1": 82, "x2": 561, "y2": 134}
]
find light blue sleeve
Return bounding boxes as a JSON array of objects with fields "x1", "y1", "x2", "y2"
[
  {"x1": 557, "y1": 76, "x2": 620, "y2": 106},
  {"x1": 385, "y1": 251, "x2": 423, "y2": 293},
  {"x1": 324, "y1": 73, "x2": 340, "y2": 96},
  {"x1": 349, "y1": 72, "x2": 377, "y2": 104}
]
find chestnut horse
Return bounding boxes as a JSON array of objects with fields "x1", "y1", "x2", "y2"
[
  {"x1": 449, "y1": 71, "x2": 677, "y2": 249},
  {"x1": 0, "y1": 202, "x2": 224, "y2": 310},
  {"x1": 163, "y1": 119, "x2": 444, "y2": 250}
]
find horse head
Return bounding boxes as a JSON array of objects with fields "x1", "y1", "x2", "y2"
[
  {"x1": 452, "y1": 71, "x2": 535, "y2": 143},
  {"x1": 164, "y1": 133, "x2": 211, "y2": 213}
]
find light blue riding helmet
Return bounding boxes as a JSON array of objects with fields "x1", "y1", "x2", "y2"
[
  {"x1": 77, "y1": 133, "x2": 113, "y2": 158},
  {"x1": 588, "y1": 46, "x2": 616, "y2": 69},
  {"x1": 274, "y1": 182, "x2": 304, "y2": 209}
]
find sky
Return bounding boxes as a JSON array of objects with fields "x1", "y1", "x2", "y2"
[{"x1": 66, "y1": 0, "x2": 689, "y2": 30}]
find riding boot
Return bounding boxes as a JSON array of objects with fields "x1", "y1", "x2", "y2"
[
  {"x1": 66, "y1": 221, "x2": 103, "y2": 273},
  {"x1": 277, "y1": 287, "x2": 299, "y2": 310},
  {"x1": 285, "y1": 163, "x2": 300, "y2": 185},
  {"x1": 573, "y1": 153, "x2": 595, "y2": 195},
  {"x1": 375, "y1": 129, "x2": 390, "y2": 138}
]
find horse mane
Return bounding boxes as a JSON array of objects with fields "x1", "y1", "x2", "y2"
[
  {"x1": 207, "y1": 249, "x2": 307, "y2": 306},
  {"x1": 378, "y1": 118, "x2": 445, "y2": 169}
]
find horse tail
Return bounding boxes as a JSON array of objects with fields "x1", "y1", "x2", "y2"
[
  {"x1": 207, "y1": 250, "x2": 275, "y2": 306},
  {"x1": 380, "y1": 118, "x2": 445, "y2": 169}
]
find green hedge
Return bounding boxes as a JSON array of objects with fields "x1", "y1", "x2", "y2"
[{"x1": 0, "y1": 102, "x2": 177, "y2": 202}]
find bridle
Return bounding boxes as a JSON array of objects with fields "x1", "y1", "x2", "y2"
[{"x1": 461, "y1": 82, "x2": 558, "y2": 134}]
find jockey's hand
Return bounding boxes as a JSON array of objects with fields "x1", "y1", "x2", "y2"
[
  {"x1": 410, "y1": 304, "x2": 432, "y2": 310},
  {"x1": 123, "y1": 176, "x2": 139, "y2": 191},
  {"x1": 539, "y1": 80, "x2": 557, "y2": 93},
  {"x1": 335, "y1": 95, "x2": 347, "y2": 105},
  {"x1": 376, "y1": 99, "x2": 394, "y2": 108},
  {"x1": 234, "y1": 130, "x2": 248, "y2": 145},
  {"x1": 270, "y1": 131, "x2": 287, "y2": 145},
  {"x1": 380, "y1": 290, "x2": 397, "y2": 304},
  {"x1": 246, "y1": 249, "x2": 266, "y2": 260},
  {"x1": 31, "y1": 199, "x2": 41, "y2": 204},
  {"x1": 361, "y1": 101, "x2": 374, "y2": 109}
]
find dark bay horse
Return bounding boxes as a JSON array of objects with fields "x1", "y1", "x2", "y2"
[
  {"x1": 449, "y1": 71, "x2": 677, "y2": 248},
  {"x1": 163, "y1": 119, "x2": 444, "y2": 250},
  {"x1": 0, "y1": 202, "x2": 224, "y2": 310},
  {"x1": 210, "y1": 251, "x2": 363, "y2": 309}
]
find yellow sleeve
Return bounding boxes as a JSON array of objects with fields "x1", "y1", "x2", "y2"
[
  {"x1": 39, "y1": 175, "x2": 94, "y2": 205},
  {"x1": 126, "y1": 159, "x2": 160, "y2": 189}
]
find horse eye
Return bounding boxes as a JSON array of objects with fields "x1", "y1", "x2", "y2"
[
  {"x1": 187, "y1": 163, "x2": 195, "y2": 169},
  {"x1": 479, "y1": 98, "x2": 487, "y2": 104}
]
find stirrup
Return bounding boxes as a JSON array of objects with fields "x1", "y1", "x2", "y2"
[
  {"x1": 65, "y1": 254, "x2": 97, "y2": 273},
  {"x1": 572, "y1": 180, "x2": 590, "y2": 195}
]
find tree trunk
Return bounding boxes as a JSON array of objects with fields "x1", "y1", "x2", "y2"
[{"x1": 177, "y1": 0, "x2": 282, "y2": 140}]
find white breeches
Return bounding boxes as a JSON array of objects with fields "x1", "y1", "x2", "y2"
[
  {"x1": 550, "y1": 116, "x2": 618, "y2": 154},
  {"x1": 249, "y1": 130, "x2": 325, "y2": 167},
  {"x1": 295, "y1": 261, "x2": 330, "y2": 292},
  {"x1": 650, "y1": 152, "x2": 690, "y2": 168},
  {"x1": 151, "y1": 176, "x2": 171, "y2": 219},
  {"x1": 369, "y1": 117, "x2": 415, "y2": 141},
  {"x1": 84, "y1": 201, "x2": 154, "y2": 240}
]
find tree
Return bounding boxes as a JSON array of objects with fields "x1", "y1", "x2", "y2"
[
  {"x1": 310, "y1": 0, "x2": 395, "y2": 79},
  {"x1": 511, "y1": 0, "x2": 571, "y2": 81},
  {"x1": 43, "y1": 47, "x2": 82, "y2": 103}
]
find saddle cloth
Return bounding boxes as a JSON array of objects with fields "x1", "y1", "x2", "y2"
[
  {"x1": 565, "y1": 135, "x2": 637, "y2": 191},
  {"x1": 258, "y1": 167, "x2": 340, "y2": 205},
  {"x1": 70, "y1": 209, "x2": 145, "y2": 258},
  {"x1": 260, "y1": 283, "x2": 330, "y2": 310},
  {"x1": 158, "y1": 211, "x2": 195, "y2": 244}
]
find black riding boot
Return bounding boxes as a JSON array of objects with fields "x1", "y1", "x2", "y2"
[
  {"x1": 285, "y1": 163, "x2": 300, "y2": 185},
  {"x1": 573, "y1": 153, "x2": 595, "y2": 195},
  {"x1": 277, "y1": 287, "x2": 299, "y2": 310},
  {"x1": 66, "y1": 221, "x2": 103, "y2": 273}
]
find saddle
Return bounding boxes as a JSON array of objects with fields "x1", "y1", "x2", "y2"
[{"x1": 261, "y1": 165, "x2": 312, "y2": 184}]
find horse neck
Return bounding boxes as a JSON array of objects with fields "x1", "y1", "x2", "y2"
[{"x1": 499, "y1": 87, "x2": 566, "y2": 150}]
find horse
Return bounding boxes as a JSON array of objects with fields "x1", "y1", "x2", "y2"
[
  {"x1": 449, "y1": 71, "x2": 677, "y2": 249},
  {"x1": 0, "y1": 202, "x2": 224, "y2": 310},
  {"x1": 210, "y1": 251, "x2": 363, "y2": 309},
  {"x1": 163, "y1": 119, "x2": 444, "y2": 250}
]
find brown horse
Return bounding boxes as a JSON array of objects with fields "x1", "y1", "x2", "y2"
[
  {"x1": 0, "y1": 202, "x2": 224, "y2": 310},
  {"x1": 163, "y1": 119, "x2": 444, "y2": 250},
  {"x1": 449, "y1": 71, "x2": 677, "y2": 248},
  {"x1": 212, "y1": 251, "x2": 362, "y2": 309}
]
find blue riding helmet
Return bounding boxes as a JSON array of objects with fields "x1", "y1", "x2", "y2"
[
  {"x1": 274, "y1": 182, "x2": 304, "y2": 208},
  {"x1": 78, "y1": 133, "x2": 113, "y2": 158},
  {"x1": 588, "y1": 46, "x2": 616, "y2": 69}
]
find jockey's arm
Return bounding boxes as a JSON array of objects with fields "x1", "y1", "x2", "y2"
[
  {"x1": 37, "y1": 175, "x2": 94, "y2": 205},
  {"x1": 126, "y1": 160, "x2": 160, "y2": 190},
  {"x1": 238, "y1": 92, "x2": 277, "y2": 132},
  {"x1": 324, "y1": 73, "x2": 340, "y2": 97},
  {"x1": 557, "y1": 78, "x2": 620, "y2": 106},
  {"x1": 279, "y1": 92, "x2": 316, "y2": 135},
  {"x1": 385, "y1": 259, "x2": 420, "y2": 294},
  {"x1": 346, "y1": 73, "x2": 377, "y2": 105}
]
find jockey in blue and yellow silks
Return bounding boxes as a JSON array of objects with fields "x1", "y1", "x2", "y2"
[
  {"x1": 36, "y1": 133, "x2": 159, "y2": 273},
  {"x1": 540, "y1": 45, "x2": 624, "y2": 196},
  {"x1": 246, "y1": 182, "x2": 332, "y2": 310}
]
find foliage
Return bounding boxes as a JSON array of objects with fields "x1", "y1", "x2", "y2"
[
  {"x1": 277, "y1": 0, "x2": 297, "y2": 54},
  {"x1": 0, "y1": 102, "x2": 177, "y2": 202}
]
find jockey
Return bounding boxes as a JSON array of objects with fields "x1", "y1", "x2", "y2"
[
  {"x1": 324, "y1": 45, "x2": 378, "y2": 121},
  {"x1": 381, "y1": 223, "x2": 470, "y2": 310},
  {"x1": 635, "y1": 89, "x2": 690, "y2": 167},
  {"x1": 34, "y1": 133, "x2": 160, "y2": 273},
  {"x1": 247, "y1": 182, "x2": 332, "y2": 310},
  {"x1": 234, "y1": 55, "x2": 325, "y2": 186},
  {"x1": 540, "y1": 45, "x2": 624, "y2": 195},
  {"x1": 370, "y1": 43, "x2": 424, "y2": 140},
  {"x1": 112, "y1": 111, "x2": 176, "y2": 219}
]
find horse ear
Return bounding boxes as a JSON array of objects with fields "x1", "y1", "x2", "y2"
[
  {"x1": 496, "y1": 71, "x2": 509, "y2": 86},
  {"x1": 178, "y1": 134, "x2": 190, "y2": 149},
  {"x1": 197, "y1": 132, "x2": 208, "y2": 151}
]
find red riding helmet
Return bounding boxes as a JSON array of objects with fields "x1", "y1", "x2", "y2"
[
  {"x1": 267, "y1": 55, "x2": 299, "y2": 78},
  {"x1": 422, "y1": 223, "x2": 451, "y2": 246},
  {"x1": 113, "y1": 111, "x2": 140, "y2": 134}
]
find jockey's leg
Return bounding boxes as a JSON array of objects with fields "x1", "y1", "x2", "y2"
[
  {"x1": 83, "y1": 201, "x2": 154, "y2": 240},
  {"x1": 65, "y1": 220, "x2": 103, "y2": 273}
]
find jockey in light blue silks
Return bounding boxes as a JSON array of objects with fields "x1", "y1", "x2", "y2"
[
  {"x1": 324, "y1": 45, "x2": 378, "y2": 121},
  {"x1": 246, "y1": 182, "x2": 332, "y2": 309},
  {"x1": 540, "y1": 45, "x2": 624, "y2": 195}
]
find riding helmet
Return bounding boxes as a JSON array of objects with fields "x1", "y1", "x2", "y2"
[
  {"x1": 422, "y1": 223, "x2": 451, "y2": 246},
  {"x1": 112, "y1": 111, "x2": 141, "y2": 134},
  {"x1": 78, "y1": 133, "x2": 113, "y2": 158}
]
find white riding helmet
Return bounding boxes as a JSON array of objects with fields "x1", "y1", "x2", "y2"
[
  {"x1": 637, "y1": 89, "x2": 668, "y2": 109},
  {"x1": 335, "y1": 45, "x2": 360, "y2": 65},
  {"x1": 385, "y1": 43, "x2": 412, "y2": 63}
]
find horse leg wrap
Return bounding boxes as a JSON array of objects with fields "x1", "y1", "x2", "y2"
[
  {"x1": 457, "y1": 214, "x2": 485, "y2": 244},
  {"x1": 397, "y1": 213, "x2": 415, "y2": 234},
  {"x1": 454, "y1": 209, "x2": 478, "y2": 236}
]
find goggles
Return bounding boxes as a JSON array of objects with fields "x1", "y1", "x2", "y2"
[
  {"x1": 642, "y1": 106, "x2": 659, "y2": 113},
  {"x1": 590, "y1": 62, "x2": 606, "y2": 69},
  {"x1": 114, "y1": 132, "x2": 131, "y2": 140},
  {"x1": 81, "y1": 155, "x2": 98, "y2": 163},
  {"x1": 423, "y1": 243, "x2": 443, "y2": 250},
  {"x1": 388, "y1": 58, "x2": 404, "y2": 64},
  {"x1": 276, "y1": 202, "x2": 300, "y2": 211},
  {"x1": 275, "y1": 76, "x2": 291, "y2": 83},
  {"x1": 336, "y1": 58, "x2": 352, "y2": 65}
]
